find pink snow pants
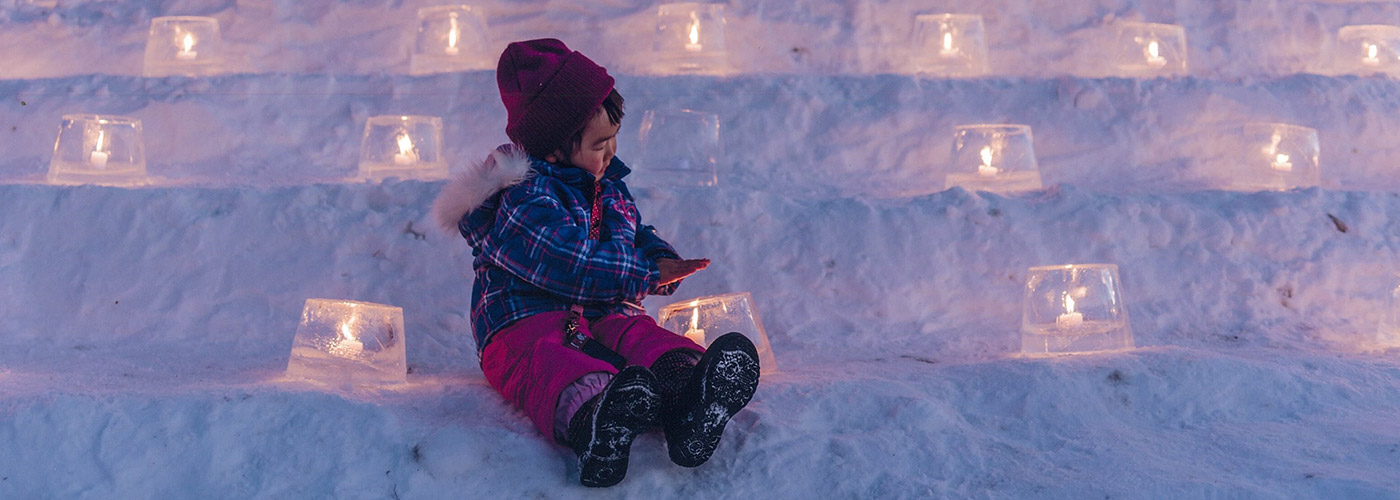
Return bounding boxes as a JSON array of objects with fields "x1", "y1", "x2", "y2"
[{"x1": 480, "y1": 311, "x2": 702, "y2": 438}]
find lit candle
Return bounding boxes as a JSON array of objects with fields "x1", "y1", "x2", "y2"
[
  {"x1": 1363, "y1": 43, "x2": 1381, "y2": 66},
  {"x1": 1056, "y1": 295, "x2": 1084, "y2": 328},
  {"x1": 176, "y1": 32, "x2": 198, "y2": 60},
  {"x1": 333, "y1": 317, "x2": 364, "y2": 358},
  {"x1": 940, "y1": 31, "x2": 957, "y2": 56},
  {"x1": 445, "y1": 13, "x2": 461, "y2": 55},
  {"x1": 89, "y1": 129, "x2": 109, "y2": 168},
  {"x1": 684, "y1": 13, "x2": 703, "y2": 52},
  {"x1": 393, "y1": 132, "x2": 417, "y2": 165},
  {"x1": 976, "y1": 145, "x2": 999, "y2": 177},
  {"x1": 1145, "y1": 40, "x2": 1166, "y2": 67},
  {"x1": 684, "y1": 307, "x2": 706, "y2": 345},
  {"x1": 1271, "y1": 153, "x2": 1293, "y2": 172}
]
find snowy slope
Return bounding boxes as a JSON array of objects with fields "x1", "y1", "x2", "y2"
[{"x1": 3, "y1": 0, "x2": 1400, "y2": 497}]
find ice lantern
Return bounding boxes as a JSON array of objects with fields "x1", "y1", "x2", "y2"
[
  {"x1": 945, "y1": 124, "x2": 1042, "y2": 193},
  {"x1": 1227, "y1": 123, "x2": 1321, "y2": 191},
  {"x1": 659, "y1": 292, "x2": 778, "y2": 375},
  {"x1": 911, "y1": 14, "x2": 989, "y2": 77},
  {"x1": 1379, "y1": 279, "x2": 1400, "y2": 347},
  {"x1": 286, "y1": 299, "x2": 407, "y2": 385},
  {"x1": 635, "y1": 109, "x2": 721, "y2": 187},
  {"x1": 143, "y1": 17, "x2": 223, "y2": 77},
  {"x1": 1111, "y1": 22, "x2": 1187, "y2": 77},
  {"x1": 1335, "y1": 25, "x2": 1400, "y2": 77},
  {"x1": 48, "y1": 114, "x2": 147, "y2": 186},
  {"x1": 410, "y1": 6, "x2": 492, "y2": 75},
  {"x1": 358, "y1": 115, "x2": 447, "y2": 181},
  {"x1": 653, "y1": 3, "x2": 727, "y2": 74},
  {"x1": 1021, "y1": 264, "x2": 1134, "y2": 356}
]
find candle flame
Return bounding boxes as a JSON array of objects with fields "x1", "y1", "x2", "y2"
[
  {"x1": 1369, "y1": 44, "x2": 1379, "y2": 60},
  {"x1": 688, "y1": 19, "x2": 700, "y2": 46},
  {"x1": 943, "y1": 32, "x2": 954, "y2": 52},
  {"x1": 689, "y1": 307, "x2": 700, "y2": 331},
  {"x1": 1065, "y1": 295, "x2": 1077, "y2": 314},
  {"x1": 181, "y1": 33, "x2": 195, "y2": 53},
  {"x1": 94, "y1": 129, "x2": 105, "y2": 152},
  {"x1": 448, "y1": 13, "x2": 460, "y2": 50},
  {"x1": 1147, "y1": 40, "x2": 1160, "y2": 59},
  {"x1": 1264, "y1": 130, "x2": 1284, "y2": 158},
  {"x1": 1275, "y1": 153, "x2": 1290, "y2": 164},
  {"x1": 340, "y1": 319, "x2": 358, "y2": 343},
  {"x1": 979, "y1": 146, "x2": 993, "y2": 167},
  {"x1": 396, "y1": 133, "x2": 415, "y2": 156}
]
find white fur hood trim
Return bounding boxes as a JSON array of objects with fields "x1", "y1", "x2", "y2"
[{"x1": 431, "y1": 145, "x2": 534, "y2": 234}]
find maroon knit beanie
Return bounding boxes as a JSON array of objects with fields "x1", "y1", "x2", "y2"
[{"x1": 497, "y1": 38, "x2": 616, "y2": 159}]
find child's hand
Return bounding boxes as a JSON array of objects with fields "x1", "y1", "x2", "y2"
[{"x1": 657, "y1": 258, "x2": 710, "y2": 286}]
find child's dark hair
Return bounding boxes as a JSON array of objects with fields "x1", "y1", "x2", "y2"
[{"x1": 562, "y1": 89, "x2": 624, "y2": 154}]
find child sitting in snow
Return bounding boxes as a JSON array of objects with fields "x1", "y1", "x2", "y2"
[{"x1": 432, "y1": 38, "x2": 761, "y2": 487}]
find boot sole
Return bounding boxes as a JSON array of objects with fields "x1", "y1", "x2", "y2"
[
  {"x1": 579, "y1": 366, "x2": 658, "y2": 487},
  {"x1": 666, "y1": 332, "x2": 760, "y2": 468}
]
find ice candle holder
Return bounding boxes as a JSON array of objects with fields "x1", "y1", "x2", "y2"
[
  {"x1": 1379, "y1": 278, "x2": 1400, "y2": 347},
  {"x1": 359, "y1": 115, "x2": 447, "y2": 181},
  {"x1": 635, "y1": 109, "x2": 721, "y2": 187},
  {"x1": 1021, "y1": 264, "x2": 1134, "y2": 356},
  {"x1": 410, "y1": 5, "x2": 492, "y2": 75},
  {"x1": 48, "y1": 114, "x2": 147, "y2": 186},
  {"x1": 945, "y1": 124, "x2": 1042, "y2": 193},
  {"x1": 1336, "y1": 25, "x2": 1400, "y2": 76},
  {"x1": 1111, "y1": 21, "x2": 1187, "y2": 77},
  {"x1": 1230, "y1": 123, "x2": 1321, "y2": 191},
  {"x1": 659, "y1": 292, "x2": 778, "y2": 375},
  {"x1": 653, "y1": 3, "x2": 727, "y2": 75},
  {"x1": 143, "y1": 16, "x2": 223, "y2": 77},
  {"x1": 911, "y1": 14, "x2": 989, "y2": 77},
  {"x1": 286, "y1": 299, "x2": 407, "y2": 385}
]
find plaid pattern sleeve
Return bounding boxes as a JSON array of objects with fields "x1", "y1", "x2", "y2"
[
  {"x1": 479, "y1": 187, "x2": 661, "y2": 304},
  {"x1": 635, "y1": 222, "x2": 682, "y2": 296}
]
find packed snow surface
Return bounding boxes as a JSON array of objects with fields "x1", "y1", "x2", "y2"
[{"x1": 3, "y1": 0, "x2": 1400, "y2": 497}]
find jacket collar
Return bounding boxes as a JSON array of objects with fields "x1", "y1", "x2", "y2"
[{"x1": 530, "y1": 156, "x2": 632, "y2": 186}]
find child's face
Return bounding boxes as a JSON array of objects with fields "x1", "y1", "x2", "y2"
[{"x1": 555, "y1": 108, "x2": 619, "y2": 180}]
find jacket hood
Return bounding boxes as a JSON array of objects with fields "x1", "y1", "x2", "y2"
[
  {"x1": 431, "y1": 144, "x2": 534, "y2": 234},
  {"x1": 432, "y1": 144, "x2": 635, "y2": 238}
]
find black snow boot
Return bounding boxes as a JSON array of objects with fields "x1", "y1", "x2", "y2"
[
  {"x1": 658, "y1": 331, "x2": 760, "y2": 468},
  {"x1": 651, "y1": 347, "x2": 702, "y2": 421},
  {"x1": 566, "y1": 365, "x2": 659, "y2": 488}
]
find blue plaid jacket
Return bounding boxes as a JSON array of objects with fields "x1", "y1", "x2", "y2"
[{"x1": 457, "y1": 152, "x2": 681, "y2": 352}]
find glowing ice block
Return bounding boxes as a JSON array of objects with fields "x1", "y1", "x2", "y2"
[
  {"x1": 945, "y1": 124, "x2": 1042, "y2": 193},
  {"x1": 1379, "y1": 279, "x2": 1400, "y2": 347},
  {"x1": 48, "y1": 114, "x2": 147, "y2": 187},
  {"x1": 653, "y1": 3, "x2": 727, "y2": 75},
  {"x1": 1336, "y1": 25, "x2": 1400, "y2": 77},
  {"x1": 359, "y1": 115, "x2": 447, "y2": 181},
  {"x1": 1021, "y1": 264, "x2": 1135, "y2": 356},
  {"x1": 911, "y1": 14, "x2": 989, "y2": 77},
  {"x1": 286, "y1": 299, "x2": 407, "y2": 385},
  {"x1": 143, "y1": 16, "x2": 224, "y2": 77},
  {"x1": 1223, "y1": 123, "x2": 1320, "y2": 191},
  {"x1": 1109, "y1": 21, "x2": 1187, "y2": 77},
  {"x1": 410, "y1": 5, "x2": 493, "y2": 75},
  {"x1": 659, "y1": 292, "x2": 777, "y2": 374}
]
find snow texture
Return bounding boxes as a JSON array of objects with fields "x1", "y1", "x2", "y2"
[{"x1": 2, "y1": 0, "x2": 1400, "y2": 497}]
